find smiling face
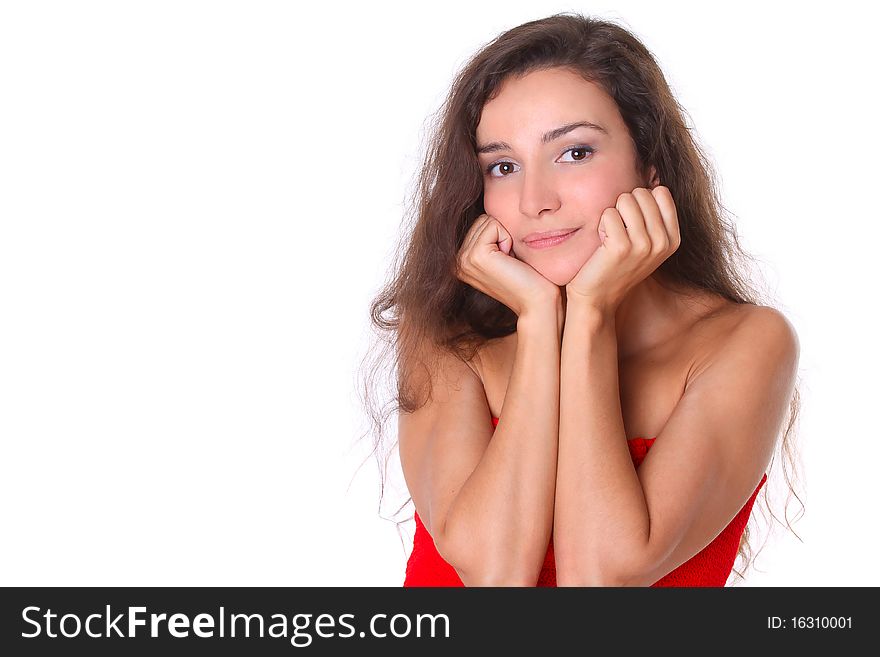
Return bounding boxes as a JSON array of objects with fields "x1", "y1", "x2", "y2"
[{"x1": 475, "y1": 67, "x2": 658, "y2": 286}]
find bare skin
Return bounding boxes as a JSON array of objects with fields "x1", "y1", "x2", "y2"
[
  {"x1": 400, "y1": 66, "x2": 798, "y2": 586},
  {"x1": 471, "y1": 66, "x2": 745, "y2": 440},
  {"x1": 473, "y1": 286, "x2": 746, "y2": 444},
  {"x1": 468, "y1": 67, "x2": 798, "y2": 585}
]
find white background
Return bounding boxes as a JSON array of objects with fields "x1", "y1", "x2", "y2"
[{"x1": 1, "y1": 0, "x2": 877, "y2": 586}]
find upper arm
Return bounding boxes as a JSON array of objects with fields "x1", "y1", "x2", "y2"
[
  {"x1": 617, "y1": 306, "x2": 800, "y2": 585},
  {"x1": 397, "y1": 340, "x2": 495, "y2": 563}
]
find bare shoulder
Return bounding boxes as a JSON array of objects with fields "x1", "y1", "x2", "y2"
[
  {"x1": 689, "y1": 303, "x2": 800, "y2": 385},
  {"x1": 728, "y1": 305, "x2": 799, "y2": 357}
]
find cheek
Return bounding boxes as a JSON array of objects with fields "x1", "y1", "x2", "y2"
[
  {"x1": 482, "y1": 188, "x2": 522, "y2": 237},
  {"x1": 482, "y1": 187, "x2": 511, "y2": 218},
  {"x1": 568, "y1": 174, "x2": 627, "y2": 226}
]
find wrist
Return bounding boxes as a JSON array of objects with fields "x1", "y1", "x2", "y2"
[
  {"x1": 564, "y1": 286, "x2": 617, "y2": 313},
  {"x1": 518, "y1": 297, "x2": 564, "y2": 336},
  {"x1": 564, "y1": 296, "x2": 615, "y2": 331}
]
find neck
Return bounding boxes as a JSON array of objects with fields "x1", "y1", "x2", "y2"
[
  {"x1": 614, "y1": 274, "x2": 686, "y2": 358},
  {"x1": 561, "y1": 272, "x2": 689, "y2": 359}
]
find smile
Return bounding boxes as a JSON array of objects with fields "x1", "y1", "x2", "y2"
[{"x1": 523, "y1": 228, "x2": 580, "y2": 249}]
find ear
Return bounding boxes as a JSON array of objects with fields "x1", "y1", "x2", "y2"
[{"x1": 646, "y1": 165, "x2": 660, "y2": 189}]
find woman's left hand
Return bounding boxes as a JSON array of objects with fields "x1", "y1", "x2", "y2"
[{"x1": 565, "y1": 185, "x2": 681, "y2": 314}]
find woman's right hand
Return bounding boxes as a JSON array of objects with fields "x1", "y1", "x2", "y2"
[{"x1": 454, "y1": 213, "x2": 561, "y2": 318}]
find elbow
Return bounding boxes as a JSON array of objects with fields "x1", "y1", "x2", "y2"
[
  {"x1": 436, "y1": 531, "x2": 538, "y2": 587},
  {"x1": 555, "y1": 551, "x2": 645, "y2": 587},
  {"x1": 556, "y1": 571, "x2": 646, "y2": 587},
  {"x1": 459, "y1": 567, "x2": 537, "y2": 587},
  {"x1": 555, "y1": 567, "x2": 623, "y2": 587}
]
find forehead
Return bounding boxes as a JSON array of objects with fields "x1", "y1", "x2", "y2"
[{"x1": 476, "y1": 68, "x2": 621, "y2": 140}]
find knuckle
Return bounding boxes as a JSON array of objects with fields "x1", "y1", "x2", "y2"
[{"x1": 612, "y1": 241, "x2": 630, "y2": 256}]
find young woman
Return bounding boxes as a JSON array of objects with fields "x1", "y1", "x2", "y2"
[{"x1": 362, "y1": 13, "x2": 803, "y2": 586}]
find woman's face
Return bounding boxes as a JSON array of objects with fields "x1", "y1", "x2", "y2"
[{"x1": 475, "y1": 67, "x2": 658, "y2": 286}]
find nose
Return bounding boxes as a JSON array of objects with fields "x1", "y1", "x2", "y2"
[{"x1": 518, "y1": 165, "x2": 561, "y2": 218}]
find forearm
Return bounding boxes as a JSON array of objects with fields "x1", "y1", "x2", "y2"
[
  {"x1": 444, "y1": 304, "x2": 562, "y2": 586},
  {"x1": 553, "y1": 302, "x2": 650, "y2": 586}
]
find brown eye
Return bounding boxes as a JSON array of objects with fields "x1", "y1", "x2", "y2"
[
  {"x1": 485, "y1": 161, "x2": 519, "y2": 177},
  {"x1": 561, "y1": 145, "x2": 594, "y2": 162}
]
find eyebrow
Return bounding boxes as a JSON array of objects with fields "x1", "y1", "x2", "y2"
[{"x1": 476, "y1": 121, "x2": 608, "y2": 155}]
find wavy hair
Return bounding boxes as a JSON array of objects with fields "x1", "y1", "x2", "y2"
[{"x1": 355, "y1": 11, "x2": 804, "y2": 585}]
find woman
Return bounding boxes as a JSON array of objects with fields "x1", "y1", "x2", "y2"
[{"x1": 361, "y1": 13, "x2": 803, "y2": 586}]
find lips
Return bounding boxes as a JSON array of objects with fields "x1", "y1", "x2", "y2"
[{"x1": 523, "y1": 228, "x2": 580, "y2": 244}]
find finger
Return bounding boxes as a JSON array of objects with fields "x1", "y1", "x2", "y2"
[
  {"x1": 615, "y1": 192, "x2": 649, "y2": 253},
  {"x1": 631, "y1": 187, "x2": 668, "y2": 252},
  {"x1": 499, "y1": 233, "x2": 512, "y2": 255},
  {"x1": 492, "y1": 221, "x2": 513, "y2": 255},
  {"x1": 462, "y1": 214, "x2": 492, "y2": 256},
  {"x1": 497, "y1": 223, "x2": 513, "y2": 255},
  {"x1": 601, "y1": 207, "x2": 630, "y2": 254},
  {"x1": 466, "y1": 214, "x2": 491, "y2": 247},
  {"x1": 651, "y1": 186, "x2": 681, "y2": 247},
  {"x1": 480, "y1": 217, "x2": 512, "y2": 254}
]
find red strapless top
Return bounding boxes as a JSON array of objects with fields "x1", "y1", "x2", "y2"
[{"x1": 404, "y1": 415, "x2": 767, "y2": 587}]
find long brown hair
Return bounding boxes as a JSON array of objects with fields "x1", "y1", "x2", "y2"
[{"x1": 356, "y1": 11, "x2": 804, "y2": 584}]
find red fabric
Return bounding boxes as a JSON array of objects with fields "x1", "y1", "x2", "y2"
[{"x1": 404, "y1": 415, "x2": 767, "y2": 587}]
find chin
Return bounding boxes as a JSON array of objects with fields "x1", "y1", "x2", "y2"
[
  {"x1": 536, "y1": 246, "x2": 598, "y2": 287},
  {"x1": 536, "y1": 265, "x2": 578, "y2": 287}
]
